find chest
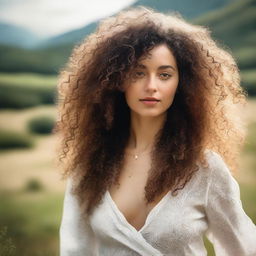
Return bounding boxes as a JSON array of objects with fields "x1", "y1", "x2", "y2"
[{"x1": 109, "y1": 154, "x2": 169, "y2": 231}]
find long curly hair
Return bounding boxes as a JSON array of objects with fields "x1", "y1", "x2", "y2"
[{"x1": 54, "y1": 7, "x2": 247, "y2": 216}]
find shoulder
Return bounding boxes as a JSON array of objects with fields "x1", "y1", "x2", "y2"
[
  {"x1": 196, "y1": 149, "x2": 229, "y2": 180},
  {"x1": 204, "y1": 149, "x2": 226, "y2": 168},
  {"x1": 203, "y1": 149, "x2": 232, "y2": 178},
  {"x1": 203, "y1": 149, "x2": 240, "y2": 200}
]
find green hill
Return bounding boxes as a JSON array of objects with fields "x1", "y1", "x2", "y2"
[
  {"x1": 0, "y1": 44, "x2": 73, "y2": 74},
  {"x1": 193, "y1": 0, "x2": 256, "y2": 70},
  {"x1": 132, "y1": 0, "x2": 234, "y2": 18}
]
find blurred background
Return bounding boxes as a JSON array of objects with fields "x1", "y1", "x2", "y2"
[{"x1": 0, "y1": 0, "x2": 255, "y2": 255}]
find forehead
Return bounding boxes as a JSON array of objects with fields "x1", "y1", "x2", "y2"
[{"x1": 137, "y1": 44, "x2": 177, "y2": 68}]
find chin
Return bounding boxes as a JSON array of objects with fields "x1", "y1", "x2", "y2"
[{"x1": 134, "y1": 110, "x2": 167, "y2": 118}]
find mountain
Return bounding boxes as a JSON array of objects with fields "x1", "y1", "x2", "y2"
[
  {"x1": 131, "y1": 0, "x2": 235, "y2": 19},
  {"x1": 0, "y1": 22, "x2": 41, "y2": 49},
  {"x1": 40, "y1": 0, "x2": 235, "y2": 48},
  {"x1": 38, "y1": 22, "x2": 98, "y2": 48}
]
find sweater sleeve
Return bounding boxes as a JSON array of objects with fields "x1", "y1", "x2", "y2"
[
  {"x1": 59, "y1": 177, "x2": 97, "y2": 256},
  {"x1": 205, "y1": 152, "x2": 256, "y2": 256}
]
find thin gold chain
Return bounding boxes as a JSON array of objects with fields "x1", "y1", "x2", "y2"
[{"x1": 125, "y1": 147, "x2": 152, "y2": 160}]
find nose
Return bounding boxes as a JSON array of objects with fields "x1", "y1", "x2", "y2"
[{"x1": 144, "y1": 75, "x2": 157, "y2": 93}]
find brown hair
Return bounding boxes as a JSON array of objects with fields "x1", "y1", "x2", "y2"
[{"x1": 54, "y1": 7, "x2": 247, "y2": 216}]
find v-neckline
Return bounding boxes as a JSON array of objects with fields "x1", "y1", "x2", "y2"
[{"x1": 106, "y1": 189, "x2": 172, "y2": 233}]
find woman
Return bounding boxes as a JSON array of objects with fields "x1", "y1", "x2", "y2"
[{"x1": 55, "y1": 7, "x2": 256, "y2": 256}]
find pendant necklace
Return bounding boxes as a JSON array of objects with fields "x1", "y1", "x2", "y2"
[{"x1": 126, "y1": 145, "x2": 151, "y2": 160}]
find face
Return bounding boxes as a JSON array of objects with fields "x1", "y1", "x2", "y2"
[{"x1": 124, "y1": 44, "x2": 179, "y2": 119}]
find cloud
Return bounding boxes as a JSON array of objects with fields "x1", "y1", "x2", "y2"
[{"x1": 0, "y1": 0, "x2": 136, "y2": 37}]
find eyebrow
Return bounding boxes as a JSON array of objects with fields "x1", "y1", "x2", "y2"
[{"x1": 136, "y1": 64, "x2": 176, "y2": 71}]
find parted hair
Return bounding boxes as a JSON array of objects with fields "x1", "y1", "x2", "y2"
[{"x1": 54, "y1": 7, "x2": 247, "y2": 216}]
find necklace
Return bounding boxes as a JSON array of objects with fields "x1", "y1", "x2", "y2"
[{"x1": 125, "y1": 146, "x2": 151, "y2": 160}]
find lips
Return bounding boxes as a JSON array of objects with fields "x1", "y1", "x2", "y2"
[
  {"x1": 139, "y1": 97, "x2": 160, "y2": 106},
  {"x1": 139, "y1": 97, "x2": 160, "y2": 102}
]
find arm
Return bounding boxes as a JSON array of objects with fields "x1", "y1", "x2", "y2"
[
  {"x1": 59, "y1": 177, "x2": 97, "y2": 256},
  {"x1": 205, "y1": 152, "x2": 256, "y2": 256}
]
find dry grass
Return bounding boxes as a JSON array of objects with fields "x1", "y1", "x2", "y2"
[
  {"x1": 0, "y1": 105, "x2": 65, "y2": 192},
  {"x1": 0, "y1": 135, "x2": 65, "y2": 192},
  {"x1": 0, "y1": 105, "x2": 57, "y2": 134}
]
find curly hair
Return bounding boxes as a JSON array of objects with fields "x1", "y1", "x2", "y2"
[{"x1": 54, "y1": 7, "x2": 247, "y2": 216}]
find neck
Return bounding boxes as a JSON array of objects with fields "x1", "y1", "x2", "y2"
[{"x1": 127, "y1": 112, "x2": 166, "y2": 152}]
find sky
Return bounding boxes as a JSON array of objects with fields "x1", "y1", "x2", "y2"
[{"x1": 0, "y1": 0, "x2": 136, "y2": 38}]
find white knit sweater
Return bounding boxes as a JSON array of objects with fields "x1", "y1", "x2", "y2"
[{"x1": 59, "y1": 151, "x2": 256, "y2": 255}]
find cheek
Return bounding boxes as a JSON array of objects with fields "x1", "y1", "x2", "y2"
[
  {"x1": 167, "y1": 87, "x2": 177, "y2": 98},
  {"x1": 162, "y1": 83, "x2": 178, "y2": 102},
  {"x1": 124, "y1": 86, "x2": 136, "y2": 107},
  {"x1": 124, "y1": 80, "x2": 141, "y2": 100}
]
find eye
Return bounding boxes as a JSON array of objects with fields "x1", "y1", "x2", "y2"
[
  {"x1": 133, "y1": 71, "x2": 145, "y2": 78},
  {"x1": 159, "y1": 73, "x2": 171, "y2": 80}
]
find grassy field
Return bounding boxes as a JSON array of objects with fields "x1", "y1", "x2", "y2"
[
  {"x1": 0, "y1": 99, "x2": 256, "y2": 255},
  {"x1": 0, "y1": 73, "x2": 57, "y2": 89},
  {"x1": 0, "y1": 191, "x2": 62, "y2": 256}
]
